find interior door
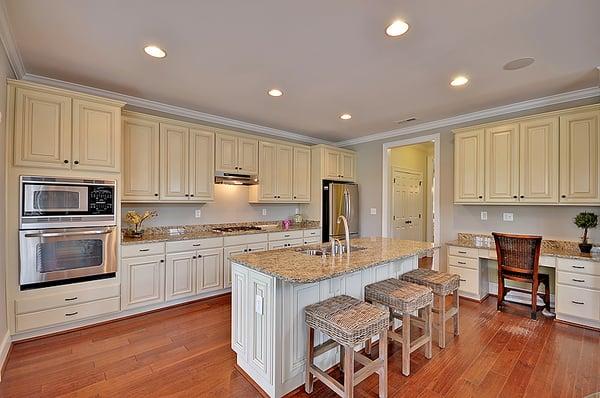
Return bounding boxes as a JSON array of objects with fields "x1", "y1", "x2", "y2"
[{"x1": 392, "y1": 170, "x2": 423, "y2": 240}]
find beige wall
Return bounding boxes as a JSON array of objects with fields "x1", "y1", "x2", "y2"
[{"x1": 351, "y1": 98, "x2": 600, "y2": 271}]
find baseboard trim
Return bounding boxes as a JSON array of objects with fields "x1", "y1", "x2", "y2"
[
  {"x1": 0, "y1": 330, "x2": 12, "y2": 382},
  {"x1": 488, "y1": 282, "x2": 555, "y2": 307}
]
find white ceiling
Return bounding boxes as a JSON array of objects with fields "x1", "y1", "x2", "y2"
[{"x1": 5, "y1": 0, "x2": 600, "y2": 142}]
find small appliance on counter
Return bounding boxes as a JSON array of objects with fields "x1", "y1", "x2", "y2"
[
  {"x1": 19, "y1": 176, "x2": 118, "y2": 289},
  {"x1": 322, "y1": 181, "x2": 359, "y2": 243}
]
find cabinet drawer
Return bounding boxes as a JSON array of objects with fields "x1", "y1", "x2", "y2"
[
  {"x1": 122, "y1": 242, "x2": 165, "y2": 258},
  {"x1": 16, "y1": 284, "x2": 120, "y2": 314},
  {"x1": 448, "y1": 265, "x2": 479, "y2": 295},
  {"x1": 268, "y1": 238, "x2": 304, "y2": 250},
  {"x1": 303, "y1": 229, "x2": 321, "y2": 238},
  {"x1": 557, "y1": 271, "x2": 600, "y2": 290},
  {"x1": 247, "y1": 242, "x2": 267, "y2": 252},
  {"x1": 269, "y1": 230, "x2": 303, "y2": 241},
  {"x1": 224, "y1": 233, "x2": 268, "y2": 246},
  {"x1": 539, "y1": 256, "x2": 556, "y2": 268},
  {"x1": 556, "y1": 285, "x2": 600, "y2": 321},
  {"x1": 16, "y1": 297, "x2": 121, "y2": 332},
  {"x1": 303, "y1": 237, "x2": 321, "y2": 245},
  {"x1": 557, "y1": 258, "x2": 599, "y2": 276},
  {"x1": 448, "y1": 246, "x2": 479, "y2": 259},
  {"x1": 166, "y1": 237, "x2": 223, "y2": 253},
  {"x1": 448, "y1": 255, "x2": 479, "y2": 270}
]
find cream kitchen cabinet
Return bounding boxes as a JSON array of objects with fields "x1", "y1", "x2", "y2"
[
  {"x1": 323, "y1": 147, "x2": 356, "y2": 181},
  {"x1": 165, "y1": 251, "x2": 196, "y2": 301},
  {"x1": 454, "y1": 129, "x2": 485, "y2": 203},
  {"x1": 190, "y1": 129, "x2": 215, "y2": 200},
  {"x1": 224, "y1": 240, "x2": 268, "y2": 288},
  {"x1": 292, "y1": 147, "x2": 311, "y2": 201},
  {"x1": 196, "y1": 248, "x2": 224, "y2": 293},
  {"x1": 122, "y1": 115, "x2": 160, "y2": 201},
  {"x1": 122, "y1": 254, "x2": 166, "y2": 310},
  {"x1": 485, "y1": 123, "x2": 519, "y2": 203},
  {"x1": 559, "y1": 109, "x2": 600, "y2": 204},
  {"x1": 215, "y1": 133, "x2": 258, "y2": 174},
  {"x1": 254, "y1": 142, "x2": 293, "y2": 201}
]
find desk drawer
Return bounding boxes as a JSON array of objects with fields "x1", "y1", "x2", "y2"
[
  {"x1": 448, "y1": 255, "x2": 478, "y2": 270},
  {"x1": 122, "y1": 242, "x2": 165, "y2": 258},
  {"x1": 448, "y1": 265, "x2": 478, "y2": 295},
  {"x1": 166, "y1": 237, "x2": 223, "y2": 253},
  {"x1": 448, "y1": 246, "x2": 478, "y2": 259},
  {"x1": 557, "y1": 258, "x2": 599, "y2": 276},
  {"x1": 557, "y1": 271, "x2": 600, "y2": 290},
  {"x1": 556, "y1": 285, "x2": 600, "y2": 321}
]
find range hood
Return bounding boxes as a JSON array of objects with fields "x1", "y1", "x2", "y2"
[{"x1": 214, "y1": 171, "x2": 259, "y2": 185}]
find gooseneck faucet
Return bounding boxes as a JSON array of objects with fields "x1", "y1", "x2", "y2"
[{"x1": 337, "y1": 215, "x2": 351, "y2": 255}]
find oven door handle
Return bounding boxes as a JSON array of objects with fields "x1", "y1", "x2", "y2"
[{"x1": 24, "y1": 227, "x2": 115, "y2": 238}]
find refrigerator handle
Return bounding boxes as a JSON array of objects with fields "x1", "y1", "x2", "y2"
[{"x1": 344, "y1": 189, "x2": 351, "y2": 220}]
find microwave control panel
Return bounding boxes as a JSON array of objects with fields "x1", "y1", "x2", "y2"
[{"x1": 88, "y1": 186, "x2": 114, "y2": 215}]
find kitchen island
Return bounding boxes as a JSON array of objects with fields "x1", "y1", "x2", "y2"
[{"x1": 230, "y1": 237, "x2": 435, "y2": 397}]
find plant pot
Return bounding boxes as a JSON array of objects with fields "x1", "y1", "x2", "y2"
[
  {"x1": 125, "y1": 230, "x2": 144, "y2": 239},
  {"x1": 579, "y1": 243, "x2": 593, "y2": 253}
]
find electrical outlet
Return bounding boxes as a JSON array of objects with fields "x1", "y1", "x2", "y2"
[
  {"x1": 481, "y1": 211, "x2": 488, "y2": 221},
  {"x1": 262, "y1": 209, "x2": 267, "y2": 216},
  {"x1": 295, "y1": 208, "x2": 299, "y2": 214},
  {"x1": 370, "y1": 208, "x2": 377, "y2": 215},
  {"x1": 503, "y1": 212, "x2": 514, "y2": 222},
  {"x1": 194, "y1": 209, "x2": 201, "y2": 218},
  {"x1": 255, "y1": 295, "x2": 263, "y2": 315}
]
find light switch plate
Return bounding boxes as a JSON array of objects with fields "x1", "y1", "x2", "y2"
[
  {"x1": 480, "y1": 211, "x2": 488, "y2": 220},
  {"x1": 194, "y1": 209, "x2": 202, "y2": 218},
  {"x1": 370, "y1": 208, "x2": 377, "y2": 215},
  {"x1": 255, "y1": 295, "x2": 263, "y2": 315},
  {"x1": 262, "y1": 209, "x2": 267, "y2": 216},
  {"x1": 503, "y1": 212, "x2": 514, "y2": 222}
]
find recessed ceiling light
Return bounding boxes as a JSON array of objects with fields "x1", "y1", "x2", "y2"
[
  {"x1": 268, "y1": 89, "x2": 283, "y2": 97},
  {"x1": 386, "y1": 20, "x2": 410, "y2": 37},
  {"x1": 340, "y1": 114, "x2": 352, "y2": 120},
  {"x1": 144, "y1": 45, "x2": 166, "y2": 58},
  {"x1": 450, "y1": 75, "x2": 469, "y2": 87},
  {"x1": 503, "y1": 57, "x2": 535, "y2": 71}
]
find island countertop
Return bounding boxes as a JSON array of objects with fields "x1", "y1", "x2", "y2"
[{"x1": 230, "y1": 237, "x2": 436, "y2": 283}]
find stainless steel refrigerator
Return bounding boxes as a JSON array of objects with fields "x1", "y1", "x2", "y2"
[{"x1": 322, "y1": 182, "x2": 359, "y2": 242}]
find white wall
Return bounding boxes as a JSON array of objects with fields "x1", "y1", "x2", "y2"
[{"x1": 123, "y1": 184, "x2": 306, "y2": 227}]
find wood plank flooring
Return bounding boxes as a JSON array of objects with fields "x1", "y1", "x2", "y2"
[{"x1": 0, "y1": 294, "x2": 598, "y2": 397}]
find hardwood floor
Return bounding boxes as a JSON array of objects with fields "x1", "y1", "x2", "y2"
[{"x1": 1, "y1": 295, "x2": 598, "y2": 398}]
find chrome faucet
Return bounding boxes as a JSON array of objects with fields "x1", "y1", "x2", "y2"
[{"x1": 337, "y1": 215, "x2": 351, "y2": 255}]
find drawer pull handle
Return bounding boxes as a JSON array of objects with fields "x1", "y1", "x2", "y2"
[
  {"x1": 572, "y1": 278, "x2": 585, "y2": 283},
  {"x1": 139, "y1": 249, "x2": 150, "y2": 252},
  {"x1": 193, "y1": 244, "x2": 202, "y2": 247},
  {"x1": 459, "y1": 279, "x2": 467, "y2": 282},
  {"x1": 457, "y1": 261, "x2": 466, "y2": 265},
  {"x1": 64, "y1": 297, "x2": 78, "y2": 301},
  {"x1": 284, "y1": 235, "x2": 290, "y2": 238},
  {"x1": 572, "y1": 266, "x2": 585, "y2": 269},
  {"x1": 65, "y1": 312, "x2": 78, "y2": 317},
  {"x1": 571, "y1": 300, "x2": 585, "y2": 305},
  {"x1": 458, "y1": 251, "x2": 467, "y2": 254}
]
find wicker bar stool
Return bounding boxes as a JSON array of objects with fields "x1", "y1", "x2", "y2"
[
  {"x1": 400, "y1": 269, "x2": 460, "y2": 349},
  {"x1": 304, "y1": 295, "x2": 389, "y2": 398},
  {"x1": 364, "y1": 279, "x2": 433, "y2": 376}
]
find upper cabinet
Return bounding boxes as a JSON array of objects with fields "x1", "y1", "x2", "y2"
[
  {"x1": 215, "y1": 133, "x2": 258, "y2": 174},
  {"x1": 453, "y1": 104, "x2": 599, "y2": 205},
  {"x1": 10, "y1": 80, "x2": 124, "y2": 172},
  {"x1": 315, "y1": 145, "x2": 357, "y2": 182},
  {"x1": 122, "y1": 115, "x2": 160, "y2": 201},
  {"x1": 292, "y1": 147, "x2": 311, "y2": 201}
]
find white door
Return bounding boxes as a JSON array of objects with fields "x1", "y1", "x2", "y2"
[
  {"x1": 392, "y1": 170, "x2": 423, "y2": 240},
  {"x1": 224, "y1": 245, "x2": 247, "y2": 288},
  {"x1": 122, "y1": 255, "x2": 165, "y2": 309},
  {"x1": 197, "y1": 248, "x2": 224, "y2": 293}
]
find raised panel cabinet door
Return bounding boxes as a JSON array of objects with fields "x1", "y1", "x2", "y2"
[
  {"x1": 122, "y1": 255, "x2": 165, "y2": 309},
  {"x1": 341, "y1": 152, "x2": 356, "y2": 181},
  {"x1": 197, "y1": 248, "x2": 224, "y2": 293},
  {"x1": 454, "y1": 129, "x2": 485, "y2": 202},
  {"x1": 559, "y1": 110, "x2": 600, "y2": 203},
  {"x1": 231, "y1": 264, "x2": 247, "y2": 355},
  {"x1": 72, "y1": 99, "x2": 121, "y2": 172},
  {"x1": 519, "y1": 117, "x2": 559, "y2": 203},
  {"x1": 189, "y1": 129, "x2": 215, "y2": 201},
  {"x1": 259, "y1": 142, "x2": 277, "y2": 200},
  {"x1": 324, "y1": 149, "x2": 342, "y2": 179},
  {"x1": 292, "y1": 147, "x2": 311, "y2": 201},
  {"x1": 165, "y1": 252, "x2": 196, "y2": 301},
  {"x1": 276, "y1": 144, "x2": 294, "y2": 200},
  {"x1": 122, "y1": 116, "x2": 160, "y2": 201},
  {"x1": 224, "y1": 245, "x2": 247, "y2": 288},
  {"x1": 215, "y1": 133, "x2": 238, "y2": 173},
  {"x1": 160, "y1": 123, "x2": 189, "y2": 200},
  {"x1": 13, "y1": 87, "x2": 72, "y2": 168},
  {"x1": 485, "y1": 124, "x2": 519, "y2": 202},
  {"x1": 247, "y1": 270, "x2": 274, "y2": 382},
  {"x1": 238, "y1": 136, "x2": 259, "y2": 174}
]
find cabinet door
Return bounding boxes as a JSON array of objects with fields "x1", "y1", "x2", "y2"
[
  {"x1": 259, "y1": 142, "x2": 277, "y2": 200},
  {"x1": 160, "y1": 123, "x2": 189, "y2": 200},
  {"x1": 231, "y1": 264, "x2": 247, "y2": 355},
  {"x1": 165, "y1": 252, "x2": 196, "y2": 301},
  {"x1": 189, "y1": 129, "x2": 215, "y2": 201},
  {"x1": 122, "y1": 116, "x2": 160, "y2": 201},
  {"x1": 485, "y1": 124, "x2": 519, "y2": 202},
  {"x1": 292, "y1": 147, "x2": 311, "y2": 201},
  {"x1": 341, "y1": 152, "x2": 356, "y2": 181},
  {"x1": 13, "y1": 87, "x2": 72, "y2": 168},
  {"x1": 122, "y1": 255, "x2": 165, "y2": 309},
  {"x1": 247, "y1": 270, "x2": 274, "y2": 382},
  {"x1": 454, "y1": 129, "x2": 485, "y2": 202},
  {"x1": 72, "y1": 99, "x2": 121, "y2": 172},
  {"x1": 268, "y1": 241, "x2": 287, "y2": 250},
  {"x1": 215, "y1": 133, "x2": 238, "y2": 173},
  {"x1": 238, "y1": 137, "x2": 259, "y2": 174},
  {"x1": 559, "y1": 110, "x2": 600, "y2": 203},
  {"x1": 324, "y1": 149, "x2": 342, "y2": 179},
  {"x1": 519, "y1": 117, "x2": 559, "y2": 203},
  {"x1": 224, "y1": 245, "x2": 247, "y2": 288},
  {"x1": 276, "y1": 144, "x2": 294, "y2": 200},
  {"x1": 197, "y1": 248, "x2": 224, "y2": 293}
]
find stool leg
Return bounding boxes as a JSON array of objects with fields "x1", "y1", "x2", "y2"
[
  {"x1": 343, "y1": 345, "x2": 354, "y2": 398},
  {"x1": 364, "y1": 337, "x2": 372, "y2": 356},
  {"x1": 402, "y1": 312, "x2": 411, "y2": 376},
  {"x1": 438, "y1": 295, "x2": 446, "y2": 349},
  {"x1": 453, "y1": 289, "x2": 460, "y2": 336},
  {"x1": 424, "y1": 304, "x2": 432, "y2": 359},
  {"x1": 378, "y1": 329, "x2": 388, "y2": 398},
  {"x1": 339, "y1": 345, "x2": 345, "y2": 372},
  {"x1": 305, "y1": 326, "x2": 314, "y2": 394}
]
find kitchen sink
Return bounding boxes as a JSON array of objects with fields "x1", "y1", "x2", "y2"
[{"x1": 297, "y1": 246, "x2": 366, "y2": 256}]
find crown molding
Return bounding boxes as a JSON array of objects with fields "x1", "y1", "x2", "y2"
[
  {"x1": 336, "y1": 86, "x2": 600, "y2": 147},
  {"x1": 0, "y1": 0, "x2": 25, "y2": 78},
  {"x1": 21, "y1": 73, "x2": 332, "y2": 145}
]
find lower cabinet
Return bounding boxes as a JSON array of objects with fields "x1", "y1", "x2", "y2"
[
  {"x1": 122, "y1": 254, "x2": 166, "y2": 310},
  {"x1": 224, "y1": 242, "x2": 268, "y2": 288},
  {"x1": 166, "y1": 251, "x2": 196, "y2": 301},
  {"x1": 556, "y1": 258, "x2": 600, "y2": 328},
  {"x1": 268, "y1": 238, "x2": 303, "y2": 250},
  {"x1": 197, "y1": 248, "x2": 224, "y2": 293}
]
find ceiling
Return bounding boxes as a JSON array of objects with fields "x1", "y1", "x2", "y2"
[{"x1": 5, "y1": 0, "x2": 600, "y2": 142}]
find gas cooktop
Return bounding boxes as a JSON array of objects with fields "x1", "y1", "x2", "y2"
[{"x1": 212, "y1": 225, "x2": 263, "y2": 233}]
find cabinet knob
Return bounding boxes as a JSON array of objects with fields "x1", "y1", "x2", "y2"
[
  {"x1": 520, "y1": 195, "x2": 524, "y2": 198},
  {"x1": 561, "y1": 195, "x2": 566, "y2": 198},
  {"x1": 185, "y1": 194, "x2": 189, "y2": 197},
  {"x1": 198, "y1": 255, "x2": 202, "y2": 258},
  {"x1": 192, "y1": 256, "x2": 196, "y2": 259},
  {"x1": 190, "y1": 194, "x2": 194, "y2": 197},
  {"x1": 154, "y1": 193, "x2": 159, "y2": 197},
  {"x1": 248, "y1": 248, "x2": 252, "y2": 252},
  {"x1": 63, "y1": 159, "x2": 69, "y2": 164},
  {"x1": 513, "y1": 195, "x2": 518, "y2": 199},
  {"x1": 293, "y1": 196, "x2": 296, "y2": 199},
  {"x1": 160, "y1": 259, "x2": 165, "y2": 263},
  {"x1": 478, "y1": 196, "x2": 483, "y2": 199},
  {"x1": 73, "y1": 160, "x2": 79, "y2": 165}
]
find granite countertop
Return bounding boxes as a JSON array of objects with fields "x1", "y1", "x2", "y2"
[
  {"x1": 230, "y1": 237, "x2": 436, "y2": 283},
  {"x1": 446, "y1": 233, "x2": 600, "y2": 262},
  {"x1": 121, "y1": 220, "x2": 320, "y2": 245}
]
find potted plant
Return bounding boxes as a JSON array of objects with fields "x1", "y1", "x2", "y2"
[
  {"x1": 573, "y1": 211, "x2": 598, "y2": 253},
  {"x1": 125, "y1": 210, "x2": 158, "y2": 238}
]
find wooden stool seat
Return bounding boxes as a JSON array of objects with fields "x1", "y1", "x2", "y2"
[
  {"x1": 304, "y1": 295, "x2": 389, "y2": 397},
  {"x1": 364, "y1": 279, "x2": 433, "y2": 376},
  {"x1": 400, "y1": 269, "x2": 461, "y2": 349}
]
